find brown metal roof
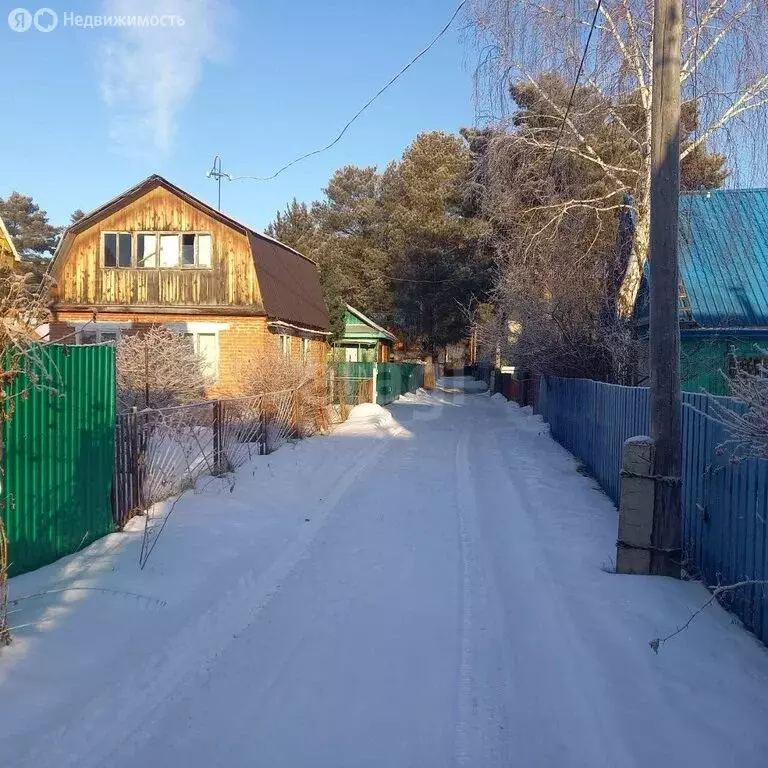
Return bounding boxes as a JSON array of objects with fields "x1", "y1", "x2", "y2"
[
  {"x1": 247, "y1": 232, "x2": 330, "y2": 331},
  {"x1": 51, "y1": 174, "x2": 330, "y2": 332}
]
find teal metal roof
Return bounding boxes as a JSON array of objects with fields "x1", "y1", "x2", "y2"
[{"x1": 679, "y1": 189, "x2": 768, "y2": 328}]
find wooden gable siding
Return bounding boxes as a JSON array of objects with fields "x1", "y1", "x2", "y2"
[
  {"x1": 55, "y1": 186, "x2": 262, "y2": 309},
  {"x1": 0, "y1": 240, "x2": 14, "y2": 269}
]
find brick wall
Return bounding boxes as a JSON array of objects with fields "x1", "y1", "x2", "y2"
[{"x1": 50, "y1": 310, "x2": 328, "y2": 399}]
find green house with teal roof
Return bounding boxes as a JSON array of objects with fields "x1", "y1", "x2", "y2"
[
  {"x1": 330, "y1": 304, "x2": 396, "y2": 363},
  {"x1": 635, "y1": 189, "x2": 768, "y2": 395}
]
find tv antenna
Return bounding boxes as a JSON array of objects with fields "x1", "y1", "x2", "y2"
[{"x1": 206, "y1": 155, "x2": 231, "y2": 210}]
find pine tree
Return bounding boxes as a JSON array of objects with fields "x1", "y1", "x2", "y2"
[{"x1": 0, "y1": 192, "x2": 60, "y2": 257}]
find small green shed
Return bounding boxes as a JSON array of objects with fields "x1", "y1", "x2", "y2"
[
  {"x1": 636, "y1": 189, "x2": 768, "y2": 395},
  {"x1": 330, "y1": 305, "x2": 396, "y2": 364}
]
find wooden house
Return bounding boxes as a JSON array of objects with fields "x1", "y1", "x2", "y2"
[
  {"x1": 0, "y1": 213, "x2": 20, "y2": 268},
  {"x1": 330, "y1": 304, "x2": 396, "y2": 363},
  {"x1": 49, "y1": 175, "x2": 331, "y2": 396},
  {"x1": 635, "y1": 189, "x2": 768, "y2": 394}
]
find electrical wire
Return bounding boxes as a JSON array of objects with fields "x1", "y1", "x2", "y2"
[
  {"x1": 381, "y1": 274, "x2": 465, "y2": 284},
  {"x1": 546, "y1": 0, "x2": 603, "y2": 175},
  {"x1": 229, "y1": 1, "x2": 467, "y2": 183}
]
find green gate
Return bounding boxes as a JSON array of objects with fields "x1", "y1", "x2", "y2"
[
  {"x1": 376, "y1": 363, "x2": 424, "y2": 405},
  {"x1": 2, "y1": 345, "x2": 116, "y2": 576}
]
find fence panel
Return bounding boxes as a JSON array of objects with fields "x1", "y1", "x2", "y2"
[
  {"x1": 3, "y1": 345, "x2": 116, "y2": 576},
  {"x1": 329, "y1": 362, "x2": 374, "y2": 409},
  {"x1": 538, "y1": 376, "x2": 768, "y2": 644},
  {"x1": 113, "y1": 410, "x2": 141, "y2": 529},
  {"x1": 113, "y1": 389, "x2": 302, "y2": 532}
]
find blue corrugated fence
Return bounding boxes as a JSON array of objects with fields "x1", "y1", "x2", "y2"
[{"x1": 538, "y1": 377, "x2": 768, "y2": 644}]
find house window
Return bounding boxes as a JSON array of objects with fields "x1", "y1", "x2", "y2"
[
  {"x1": 103, "y1": 232, "x2": 132, "y2": 268},
  {"x1": 77, "y1": 326, "x2": 122, "y2": 344},
  {"x1": 103, "y1": 232, "x2": 213, "y2": 268},
  {"x1": 159, "y1": 234, "x2": 180, "y2": 267},
  {"x1": 301, "y1": 338, "x2": 310, "y2": 362},
  {"x1": 184, "y1": 331, "x2": 219, "y2": 381},
  {"x1": 137, "y1": 233, "x2": 159, "y2": 267},
  {"x1": 180, "y1": 233, "x2": 212, "y2": 267},
  {"x1": 280, "y1": 334, "x2": 291, "y2": 359},
  {"x1": 181, "y1": 234, "x2": 196, "y2": 266},
  {"x1": 196, "y1": 234, "x2": 212, "y2": 266}
]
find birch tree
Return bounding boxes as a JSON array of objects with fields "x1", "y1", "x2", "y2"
[{"x1": 469, "y1": 0, "x2": 768, "y2": 316}]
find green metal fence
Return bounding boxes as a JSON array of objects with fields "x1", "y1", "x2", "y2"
[
  {"x1": 330, "y1": 362, "x2": 424, "y2": 406},
  {"x1": 2, "y1": 345, "x2": 117, "y2": 576},
  {"x1": 376, "y1": 362, "x2": 424, "y2": 405}
]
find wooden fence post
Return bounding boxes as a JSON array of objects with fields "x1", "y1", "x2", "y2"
[
  {"x1": 134, "y1": 407, "x2": 145, "y2": 513},
  {"x1": 259, "y1": 403, "x2": 268, "y2": 455},
  {"x1": 212, "y1": 400, "x2": 223, "y2": 475},
  {"x1": 291, "y1": 389, "x2": 301, "y2": 437}
]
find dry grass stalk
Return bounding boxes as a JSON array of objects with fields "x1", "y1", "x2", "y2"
[
  {"x1": 711, "y1": 352, "x2": 768, "y2": 460},
  {"x1": 239, "y1": 347, "x2": 327, "y2": 434},
  {"x1": 0, "y1": 515, "x2": 9, "y2": 646}
]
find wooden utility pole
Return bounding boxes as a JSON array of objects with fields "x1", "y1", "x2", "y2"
[{"x1": 648, "y1": 0, "x2": 683, "y2": 577}]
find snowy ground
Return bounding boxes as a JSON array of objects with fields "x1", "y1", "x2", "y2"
[{"x1": 2, "y1": 380, "x2": 768, "y2": 767}]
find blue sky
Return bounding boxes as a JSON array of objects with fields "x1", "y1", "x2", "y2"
[{"x1": 1, "y1": 0, "x2": 475, "y2": 231}]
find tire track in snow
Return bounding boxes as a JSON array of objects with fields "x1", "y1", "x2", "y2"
[
  {"x1": 453, "y1": 429, "x2": 477, "y2": 767},
  {"x1": 20, "y1": 424, "x2": 407, "y2": 768},
  {"x1": 453, "y1": 425, "x2": 508, "y2": 766}
]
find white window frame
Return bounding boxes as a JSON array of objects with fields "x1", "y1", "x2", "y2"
[
  {"x1": 136, "y1": 232, "x2": 160, "y2": 268},
  {"x1": 181, "y1": 232, "x2": 213, "y2": 268},
  {"x1": 102, "y1": 231, "x2": 214, "y2": 269},
  {"x1": 72, "y1": 321, "x2": 132, "y2": 344},
  {"x1": 182, "y1": 332, "x2": 219, "y2": 382},
  {"x1": 301, "y1": 337, "x2": 310, "y2": 362},
  {"x1": 280, "y1": 334, "x2": 291, "y2": 359},
  {"x1": 164, "y1": 322, "x2": 228, "y2": 383}
]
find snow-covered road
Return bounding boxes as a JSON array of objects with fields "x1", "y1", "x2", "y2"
[{"x1": 3, "y1": 380, "x2": 768, "y2": 767}]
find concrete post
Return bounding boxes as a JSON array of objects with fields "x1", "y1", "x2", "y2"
[{"x1": 616, "y1": 436, "x2": 656, "y2": 574}]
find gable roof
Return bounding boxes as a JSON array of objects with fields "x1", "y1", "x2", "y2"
[
  {"x1": 52, "y1": 175, "x2": 330, "y2": 331},
  {"x1": 0, "y1": 214, "x2": 20, "y2": 261},
  {"x1": 342, "y1": 304, "x2": 396, "y2": 342},
  {"x1": 636, "y1": 189, "x2": 768, "y2": 329}
]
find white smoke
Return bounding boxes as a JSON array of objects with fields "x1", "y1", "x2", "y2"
[{"x1": 99, "y1": 0, "x2": 231, "y2": 154}]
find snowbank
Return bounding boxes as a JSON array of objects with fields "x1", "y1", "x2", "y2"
[
  {"x1": 437, "y1": 375, "x2": 488, "y2": 393},
  {"x1": 336, "y1": 403, "x2": 409, "y2": 438},
  {"x1": 491, "y1": 394, "x2": 550, "y2": 435}
]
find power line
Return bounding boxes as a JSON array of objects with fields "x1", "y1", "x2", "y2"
[
  {"x1": 385, "y1": 276, "x2": 459, "y2": 284},
  {"x1": 225, "y1": 0, "x2": 467, "y2": 183},
  {"x1": 546, "y1": 0, "x2": 603, "y2": 175}
]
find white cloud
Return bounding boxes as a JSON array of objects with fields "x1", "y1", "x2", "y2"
[{"x1": 99, "y1": 0, "x2": 231, "y2": 154}]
